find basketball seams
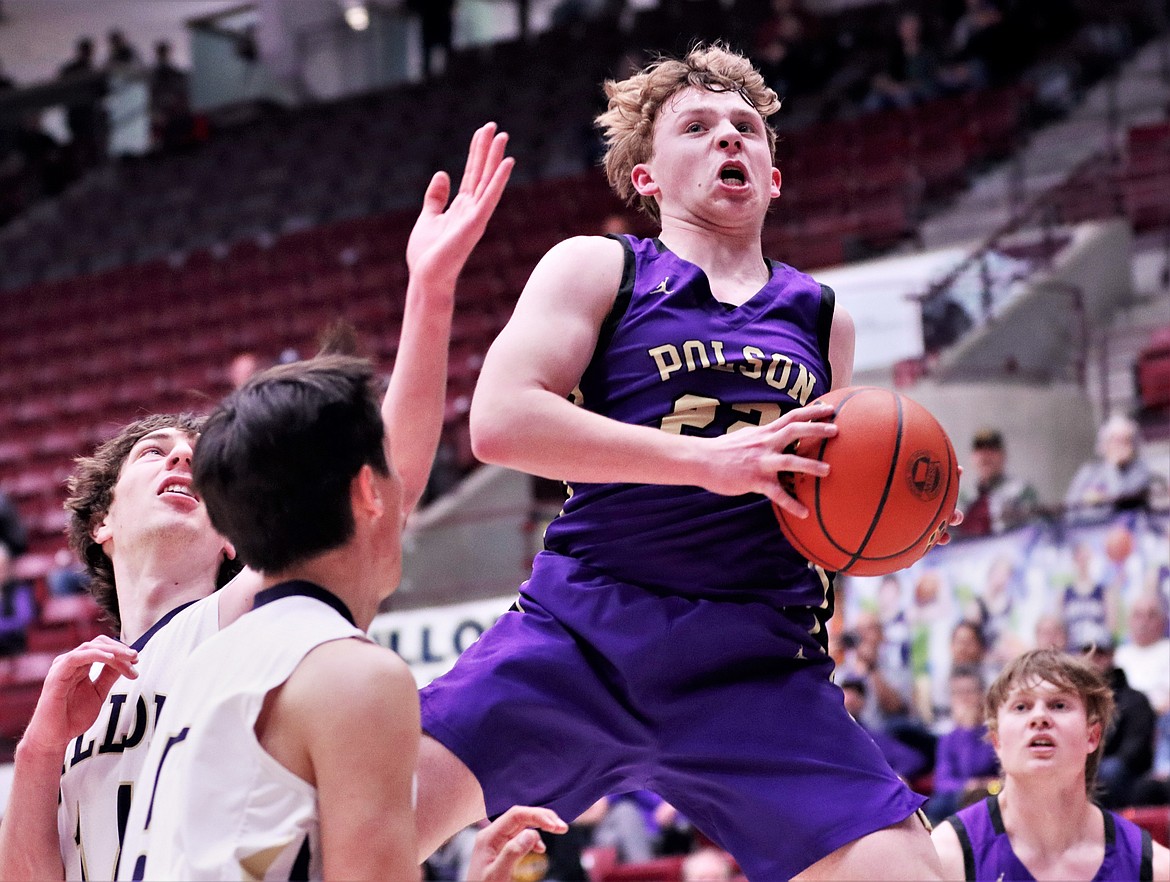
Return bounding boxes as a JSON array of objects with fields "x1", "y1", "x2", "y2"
[
  {"x1": 850, "y1": 403, "x2": 959, "y2": 567},
  {"x1": 839, "y1": 389, "x2": 902, "y2": 571}
]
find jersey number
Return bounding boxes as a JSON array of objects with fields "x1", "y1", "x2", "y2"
[
  {"x1": 131, "y1": 727, "x2": 190, "y2": 881},
  {"x1": 659, "y1": 395, "x2": 782, "y2": 435}
]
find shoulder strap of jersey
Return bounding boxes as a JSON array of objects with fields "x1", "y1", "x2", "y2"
[
  {"x1": 948, "y1": 811, "x2": 978, "y2": 882},
  {"x1": 817, "y1": 283, "x2": 835, "y2": 389},
  {"x1": 597, "y1": 233, "x2": 637, "y2": 358}
]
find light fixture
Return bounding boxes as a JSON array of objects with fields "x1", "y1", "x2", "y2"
[{"x1": 343, "y1": 2, "x2": 370, "y2": 31}]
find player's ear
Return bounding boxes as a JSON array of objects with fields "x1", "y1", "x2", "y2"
[
  {"x1": 631, "y1": 164, "x2": 658, "y2": 198},
  {"x1": 770, "y1": 167, "x2": 782, "y2": 199},
  {"x1": 221, "y1": 538, "x2": 236, "y2": 561},
  {"x1": 92, "y1": 514, "x2": 113, "y2": 546},
  {"x1": 351, "y1": 465, "x2": 385, "y2": 521},
  {"x1": 1086, "y1": 718, "x2": 1102, "y2": 753}
]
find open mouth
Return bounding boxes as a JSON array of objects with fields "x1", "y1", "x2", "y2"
[
  {"x1": 1028, "y1": 735, "x2": 1055, "y2": 749},
  {"x1": 160, "y1": 482, "x2": 199, "y2": 502},
  {"x1": 719, "y1": 165, "x2": 747, "y2": 187}
]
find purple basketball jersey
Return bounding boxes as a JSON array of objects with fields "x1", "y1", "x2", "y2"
[
  {"x1": 949, "y1": 795, "x2": 1153, "y2": 880},
  {"x1": 543, "y1": 235, "x2": 835, "y2": 603}
]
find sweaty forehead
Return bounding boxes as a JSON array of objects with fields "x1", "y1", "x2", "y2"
[{"x1": 662, "y1": 85, "x2": 758, "y2": 118}]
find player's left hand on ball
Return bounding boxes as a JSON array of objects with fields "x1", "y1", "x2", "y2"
[{"x1": 466, "y1": 805, "x2": 568, "y2": 882}]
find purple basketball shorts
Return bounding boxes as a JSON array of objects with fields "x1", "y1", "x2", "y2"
[{"x1": 420, "y1": 551, "x2": 925, "y2": 880}]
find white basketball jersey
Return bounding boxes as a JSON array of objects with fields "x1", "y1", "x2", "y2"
[
  {"x1": 119, "y1": 582, "x2": 367, "y2": 882},
  {"x1": 58, "y1": 594, "x2": 220, "y2": 881}
]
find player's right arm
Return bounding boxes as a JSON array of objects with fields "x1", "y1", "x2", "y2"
[
  {"x1": 471, "y1": 235, "x2": 838, "y2": 516},
  {"x1": 262, "y1": 638, "x2": 421, "y2": 882},
  {"x1": 929, "y1": 819, "x2": 967, "y2": 881},
  {"x1": 0, "y1": 636, "x2": 138, "y2": 881}
]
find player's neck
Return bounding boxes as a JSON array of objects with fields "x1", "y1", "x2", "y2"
[
  {"x1": 658, "y1": 218, "x2": 764, "y2": 271},
  {"x1": 115, "y1": 558, "x2": 218, "y2": 644},
  {"x1": 262, "y1": 550, "x2": 381, "y2": 632},
  {"x1": 657, "y1": 221, "x2": 768, "y2": 305},
  {"x1": 998, "y1": 778, "x2": 1099, "y2": 855}
]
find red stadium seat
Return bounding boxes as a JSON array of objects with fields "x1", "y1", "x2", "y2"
[{"x1": 1121, "y1": 805, "x2": 1170, "y2": 848}]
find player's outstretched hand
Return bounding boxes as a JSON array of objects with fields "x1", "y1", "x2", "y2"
[
  {"x1": 465, "y1": 806, "x2": 568, "y2": 882},
  {"x1": 406, "y1": 121, "x2": 514, "y2": 291},
  {"x1": 22, "y1": 635, "x2": 138, "y2": 757},
  {"x1": 704, "y1": 400, "x2": 838, "y2": 518}
]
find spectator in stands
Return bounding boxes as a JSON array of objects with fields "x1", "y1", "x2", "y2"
[
  {"x1": 754, "y1": 10, "x2": 831, "y2": 103},
  {"x1": 681, "y1": 846, "x2": 735, "y2": 882},
  {"x1": 1115, "y1": 591, "x2": 1170, "y2": 715},
  {"x1": 932, "y1": 649, "x2": 1170, "y2": 880},
  {"x1": 1065, "y1": 414, "x2": 1168, "y2": 522},
  {"x1": 933, "y1": 618, "x2": 1000, "y2": 722},
  {"x1": 104, "y1": 29, "x2": 140, "y2": 70},
  {"x1": 149, "y1": 40, "x2": 192, "y2": 152},
  {"x1": 954, "y1": 428, "x2": 1038, "y2": 538},
  {"x1": 591, "y1": 790, "x2": 692, "y2": 864},
  {"x1": 0, "y1": 487, "x2": 28, "y2": 584},
  {"x1": 937, "y1": 0, "x2": 1017, "y2": 91},
  {"x1": 841, "y1": 676, "x2": 933, "y2": 782},
  {"x1": 0, "y1": 486, "x2": 33, "y2": 657},
  {"x1": 591, "y1": 791, "x2": 659, "y2": 864},
  {"x1": 925, "y1": 666, "x2": 1000, "y2": 825},
  {"x1": 753, "y1": 0, "x2": 819, "y2": 52},
  {"x1": 407, "y1": 0, "x2": 456, "y2": 79},
  {"x1": 840, "y1": 609, "x2": 915, "y2": 733},
  {"x1": 45, "y1": 547, "x2": 89, "y2": 598},
  {"x1": 1130, "y1": 710, "x2": 1169, "y2": 806},
  {"x1": 842, "y1": 609, "x2": 939, "y2": 767},
  {"x1": 861, "y1": 10, "x2": 944, "y2": 113},
  {"x1": 1032, "y1": 611, "x2": 1069, "y2": 652},
  {"x1": 57, "y1": 36, "x2": 106, "y2": 170},
  {"x1": 228, "y1": 350, "x2": 261, "y2": 389},
  {"x1": 1081, "y1": 626, "x2": 1157, "y2": 808}
]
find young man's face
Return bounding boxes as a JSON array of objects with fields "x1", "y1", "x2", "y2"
[
  {"x1": 971, "y1": 445, "x2": 1005, "y2": 483},
  {"x1": 992, "y1": 678, "x2": 1099, "y2": 782},
  {"x1": 93, "y1": 428, "x2": 232, "y2": 569},
  {"x1": 634, "y1": 86, "x2": 780, "y2": 230}
]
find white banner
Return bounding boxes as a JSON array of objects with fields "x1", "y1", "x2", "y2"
[{"x1": 368, "y1": 595, "x2": 515, "y2": 686}]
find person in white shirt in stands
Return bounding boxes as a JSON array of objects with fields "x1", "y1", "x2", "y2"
[{"x1": 1115, "y1": 591, "x2": 1170, "y2": 716}]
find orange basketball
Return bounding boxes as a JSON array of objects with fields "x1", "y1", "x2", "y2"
[{"x1": 774, "y1": 386, "x2": 960, "y2": 576}]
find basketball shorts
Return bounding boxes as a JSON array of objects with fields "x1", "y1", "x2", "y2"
[{"x1": 420, "y1": 551, "x2": 926, "y2": 881}]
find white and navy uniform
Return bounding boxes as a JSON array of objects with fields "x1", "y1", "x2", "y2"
[
  {"x1": 119, "y1": 581, "x2": 367, "y2": 882},
  {"x1": 58, "y1": 595, "x2": 219, "y2": 881}
]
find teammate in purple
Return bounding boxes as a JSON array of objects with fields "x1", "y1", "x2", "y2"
[
  {"x1": 933, "y1": 648, "x2": 1170, "y2": 881},
  {"x1": 415, "y1": 44, "x2": 959, "y2": 880}
]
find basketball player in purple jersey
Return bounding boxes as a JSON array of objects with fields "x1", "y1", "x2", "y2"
[
  {"x1": 933, "y1": 648, "x2": 1169, "y2": 881},
  {"x1": 0, "y1": 123, "x2": 556, "y2": 882},
  {"x1": 415, "y1": 44, "x2": 960, "y2": 880}
]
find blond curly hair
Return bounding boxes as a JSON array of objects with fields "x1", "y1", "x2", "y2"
[{"x1": 595, "y1": 43, "x2": 781, "y2": 223}]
